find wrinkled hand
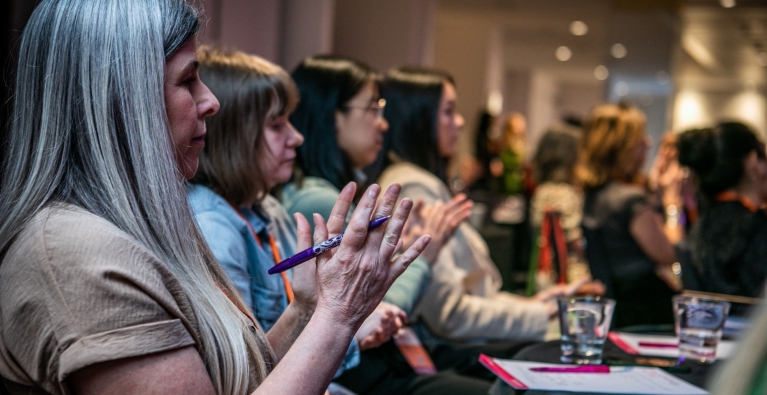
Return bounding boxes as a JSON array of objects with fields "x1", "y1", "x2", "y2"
[
  {"x1": 400, "y1": 194, "x2": 473, "y2": 264},
  {"x1": 657, "y1": 160, "x2": 685, "y2": 207},
  {"x1": 355, "y1": 302, "x2": 407, "y2": 350},
  {"x1": 575, "y1": 280, "x2": 606, "y2": 297},
  {"x1": 289, "y1": 213, "x2": 320, "y2": 313},
  {"x1": 311, "y1": 182, "x2": 431, "y2": 330},
  {"x1": 534, "y1": 277, "x2": 591, "y2": 318}
]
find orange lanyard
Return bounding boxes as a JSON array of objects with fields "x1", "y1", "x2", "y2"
[
  {"x1": 715, "y1": 191, "x2": 758, "y2": 213},
  {"x1": 232, "y1": 206, "x2": 294, "y2": 303}
]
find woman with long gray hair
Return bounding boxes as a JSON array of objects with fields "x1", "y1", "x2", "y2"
[{"x1": 0, "y1": 1, "x2": 426, "y2": 394}]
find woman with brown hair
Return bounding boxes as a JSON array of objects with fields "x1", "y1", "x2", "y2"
[
  {"x1": 188, "y1": 46, "x2": 417, "y2": 389},
  {"x1": 579, "y1": 103, "x2": 682, "y2": 328}
]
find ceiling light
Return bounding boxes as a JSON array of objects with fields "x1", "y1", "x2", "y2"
[
  {"x1": 611, "y1": 43, "x2": 627, "y2": 59},
  {"x1": 615, "y1": 81, "x2": 629, "y2": 96},
  {"x1": 556, "y1": 46, "x2": 572, "y2": 61},
  {"x1": 682, "y1": 35, "x2": 717, "y2": 70},
  {"x1": 570, "y1": 21, "x2": 588, "y2": 36},
  {"x1": 594, "y1": 65, "x2": 609, "y2": 80},
  {"x1": 720, "y1": 0, "x2": 736, "y2": 8}
]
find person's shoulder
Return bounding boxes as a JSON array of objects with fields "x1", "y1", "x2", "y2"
[
  {"x1": 187, "y1": 183, "x2": 233, "y2": 213},
  {"x1": 261, "y1": 195, "x2": 292, "y2": 223},
  {"x1": 7, "y1": 204, "x2": 162, "y2": 272},
  {"x1": 281, "y1": 178, "x2": 341, "y2": 214},
  {"x1": 379, "y1": 162, "x2": 442, "y2": 191},
  {"x1": 187, "y1": 183, "x2": 243, "y2": 224},
  {"x1": 600, "y1": 182, "x2": 647, "y2": 205},
  {"x1": 534, "y1": 182, "x2": 580, "y2": 199}
]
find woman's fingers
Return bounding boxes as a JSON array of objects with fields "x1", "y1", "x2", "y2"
[
  {"x1": 337, "y1": 184, "x2": 381, "y2": 253},
  {"x1": 291, "y1": 213, "x2": 319, "y2": 310},
  {"x1": 294, "y1": 213, "x2": 312, "y2": 251},
  {"x1": 447, "y1": 200, "x2": 474, "y2": 230},
  {"x1": 326, "y1": 182, "x2": 356, "y2": 237},
  {"x1": 390, "y1": 234, "x2": 431, "y2": 275},
  {"x1": 378, "y1": 197, "x2": 412, "y2": 260},
  {"x1": 410, "y1": 199, "x2": 425, "y2": 221},
  {"x1": 312, "y1": 213, "x2": 332, "y2": 265}
]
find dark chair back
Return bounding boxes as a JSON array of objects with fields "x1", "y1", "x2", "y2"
[
  {"x1": 582, "y1": 222, "x2": 615, "y2": 298},
  {"x1": 676, "y1": 241, "x2": 702, "y2": 291}
]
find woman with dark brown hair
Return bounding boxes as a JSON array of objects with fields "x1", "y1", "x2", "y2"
[{"x1": 677, "y1": 122, "x2": 767, "y2": 298}]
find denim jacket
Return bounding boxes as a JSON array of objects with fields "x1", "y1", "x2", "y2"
[{"x1": 188, "y1": 184, "x2": 360, "y2": 375}]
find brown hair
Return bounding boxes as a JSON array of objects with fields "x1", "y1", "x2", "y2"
[
  {"x1": 577, "y1": 103, "x2": 646, "y2": 188},
  {"x1": 193, "y1": 46, "x2": 299, "y2": 206}
]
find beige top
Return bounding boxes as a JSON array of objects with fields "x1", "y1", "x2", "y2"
[
  {"x1": 0, "y1": 205, "x2": 221, "y2": 394},
  {"x1": 378, "y1": 162, "x2": 548, "y2": 343}
]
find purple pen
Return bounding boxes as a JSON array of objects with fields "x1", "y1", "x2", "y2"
[
  {"x1": 268, "y1": 216, "x2": 391, "y2": 275},
  {"x1": 529, "y1": 366, "x2": 610, "y2": 373}
]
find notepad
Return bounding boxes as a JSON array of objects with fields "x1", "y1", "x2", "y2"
[
  {"x1": 479, "y1": 355, "x2": 708, "y2": 394},
  {"x1": 608, "y1": 332, "x2": 737, "y2": 359}
]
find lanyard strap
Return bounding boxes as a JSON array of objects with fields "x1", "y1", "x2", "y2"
[
  {"x1": 715, "y1": 191, "x2": 758, "y2": 213},
  {"x1": 231, "y1": 206, "x2": 295, "y2": 303}
]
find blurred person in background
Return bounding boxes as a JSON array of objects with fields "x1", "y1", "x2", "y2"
[
  {"x1": 677, "y1": 122, "x2": 767, "y2": 298},
  {"x1": 647, "y1": 132, "x2": 699, "y2": 232},
  {"x1": 490, "y1": 112, "x2": 529, "y2": 195},
  {"x1": 578, "y1": 102, "x2": 682, "y2": 328},
  {"x1": 464, "y1": 110, "x2": 499, "y2": 192},
  {"x1": 282, "y1": 55, "x2": 489, "y2": 395},
  {"x1": 528, "y1": 125, "x2": 604, "y2": 296}
]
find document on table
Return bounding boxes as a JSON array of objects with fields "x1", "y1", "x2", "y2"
[
  {"x1": 479, "y1": 355, "x2": 708, "y2": 395},
  {"x1": 608, "y1": 332, "x2": 737, "y2": 359}
]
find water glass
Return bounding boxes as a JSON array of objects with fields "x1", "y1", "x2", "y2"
[
  {"x1": 673, "y1": 295, "x2": 730, "y2": 364},
  {"x1": 558, "y1": 296, "x2": 616, "y2": 364}
]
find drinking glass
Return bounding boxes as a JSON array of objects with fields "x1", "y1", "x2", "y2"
[
  {"x1": 558, "y1": 296, "x2": 615, "y2": 364},
  {"x1": 673, "y1": 295, "x2": 730, "y2": 364}
]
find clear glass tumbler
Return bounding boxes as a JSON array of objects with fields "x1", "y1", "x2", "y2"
[
  {"x1": 558, "y1": 296, "x2": 616, "y2": 365},
  {"x1": 673, "y1": 295, "x2": 730, "y2": 364}
]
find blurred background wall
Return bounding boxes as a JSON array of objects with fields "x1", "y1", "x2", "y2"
[{"x1": 3, "y1": 0, "x2": 766, "y2": 163}]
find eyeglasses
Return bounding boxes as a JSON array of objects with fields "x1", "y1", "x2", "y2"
[{"x1": 344, "y1": 98, "x2": 386, "y2": 120}]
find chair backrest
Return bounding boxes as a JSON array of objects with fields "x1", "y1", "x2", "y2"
[
  {"x1": 581, "y1": 222, "x2": 615, "y2": 298},
  {"x1": 676, "y1": 241, "x2": 702, "y2": 291}
]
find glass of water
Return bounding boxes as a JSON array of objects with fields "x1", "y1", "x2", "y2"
[
  {"x1": 558, "y1": 296, "x2": 616, "y2": 364},
  {"x1": 673, "y1": 295, "x2": 730, "y2": 364}
]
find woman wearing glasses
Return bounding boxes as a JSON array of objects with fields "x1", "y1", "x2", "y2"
[
  {"x1": 281, "y1": 56, "x2": 484, "y2": 395},
  {"x1": 282, "y1": 55, "x2": 389, "y2": 229}
]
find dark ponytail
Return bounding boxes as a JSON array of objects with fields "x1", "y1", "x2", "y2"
[{"x1": 678, "y1": 122, "x2": 764, "y2": 198}]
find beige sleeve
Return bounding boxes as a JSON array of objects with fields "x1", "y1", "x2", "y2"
[
  {"x1": 0, "y1": 209, "x2": 196, "y2": 394},
  {"x1": 416, "y1": 242, "x2": 549, "y2": 342},
  {"x1": 390, "y1": 173, "x2": 549, "y2": 342}
]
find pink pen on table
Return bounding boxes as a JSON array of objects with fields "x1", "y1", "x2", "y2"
[
  {"x1": 530, "y1": 365, "x2": 610, "y2": 373},
  {"x1": 638, "y1": 342, "x2": 678, "y2": 349}
]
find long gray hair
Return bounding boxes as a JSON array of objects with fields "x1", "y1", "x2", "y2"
[{"x1": 0, "y1": 0, "x2": 271, "y2": 392}]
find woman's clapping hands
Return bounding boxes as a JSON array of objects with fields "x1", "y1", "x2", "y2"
[{"x1": 293, "y1": 182, "x2": 430, "y2": 331}]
